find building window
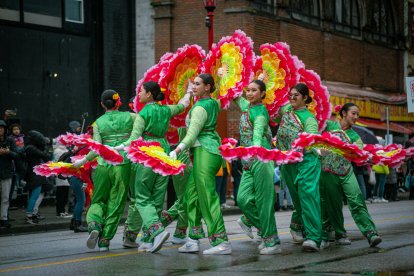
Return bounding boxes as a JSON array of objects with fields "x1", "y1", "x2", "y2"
[
  {"x1": 289, "y1": 0, "x2": 320, "y2": 26},
  {"x1": 0, "y1": 0, "x2": 20, "y2": 21},
  {"x1": 250, "y1": 0, "x2": 277, "y2": 15},
  {"x1": 65, "y1": 0, "x2": 84, "y2": 23},
  {"x1": 23, "y1": 0, "x2": 62, "y2": 28},
  {"x1": 333, "y1": 0, "x2": 361, "y2": 36},
  {"x1": 366, "y1": 0, "x2": 395, "y2": 45}
]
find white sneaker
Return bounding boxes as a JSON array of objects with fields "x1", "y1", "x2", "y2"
[
  {"x1": 123, "y1": 238, "x2": 139, "y2": 248},
  {"x1": 380, "y1": 198, "x2": 389, "y2": 203},
  {"x1": 369, "y1": 235, "x2": 382, "y2": 247},
  {"x1": 56, "y1": 212, "x2": 72, "y2": 219},
  {"x1": 335, "y1": 237, "x2": 351, "y2": 245},
  {"x1": 259, "y1": 244, "x2": 282, "y2": 255},
  {"x1": 258, "y1": 242, "x2": 265, "y2": 250},
  {"x1": 290, "y1": 230, "x2": 304, "y2": 244},
  {"x1": 171, "y1": 236, "x2": 187, "y2": 245},
  {"x1": 86, "y1": 230, "x2": 99, "y2": 249},
  {"x1": 320, "y1": 240, "x2": 330, "y2": 249},
  {"x1": 138, "y1": 242, "x2": 153, "y2": 252},
  {"x1": 328, "y1": 231, "x2": 335, "y2": 242},
  {"x1": 220, "y1": 203, "x2": 231, "y2": 209},
  {"x1": 99, "y1": 246, "x2": 109, "y2": 252},
  {"x1": 149, "y1": 231, "x2": 170, "y2": 253},
  {"x1": 178, "y1": 238, "x2": 200, "y2": 253},
  {"x1": 237, "y1": 218, "x2": 254, "y2": 239},
  {"x1": 203, "y1": 241, "x2": 232, "y2": 255},
  {"x1": 302, "y1": 240, "x2": 319, "y2": 252}
]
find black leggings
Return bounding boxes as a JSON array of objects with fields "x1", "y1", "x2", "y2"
[{"x1": 55, "y1": 186, "x2": 69, "y2": 215}]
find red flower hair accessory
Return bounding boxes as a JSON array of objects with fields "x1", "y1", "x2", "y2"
[
  {"x1": 112, "y1": 93, "x2": 122, "y2": 110},
  {"x1": 334, "y1": 105, "x2": 342, "y2": 114}
]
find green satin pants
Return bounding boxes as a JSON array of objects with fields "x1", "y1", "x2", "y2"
[
  {"x1": 160, "y1": 158, "x2": 191, "y2": 239},
  {"x1": 87, "y1": 163, "x2": 130, "y2": 240},
  {"x1": 281, "y1": 153, "x2": 322, "y2": 245},
  {"x1": 135, "y1": 163, "x2": 169, "y2": 243},
  {"x1": 238, "y1": 160, "x2": 279, "y2": 246},
  {"x1": 185, "y1": 147, "x2": 228, "y2": 246},
  {"x1": 320, "y1": 170, "x2": 378, "y2": 241},
  {"x1": 124, "y1": 163, "x2": 142, "y2": 234}
]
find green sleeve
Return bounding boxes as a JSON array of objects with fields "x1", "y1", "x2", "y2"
[
  {"x1": 180, "y1": 106, "x2": 208, "y2": 148},
  {"x1": 123, "y1": 114, "x2": 145, "y2": 146},
  {"x1": 86, "y1": 124, "x2": 100, "y2": 161},
  {"x1": 355, "y1": 137, "x2": 364, "y2": 149},
  {"x1": 168, "y1": 104, "x2": 185, "y2": 117},
  {"x1": 252, "y1": 115, "x2": 267, "y2": 146},
  {"x1": 303, "y1": 117, "x2": 319, "y2": 134},
  {"x1": 234, "y1": 97, "x2": 249, "y2": 112}
]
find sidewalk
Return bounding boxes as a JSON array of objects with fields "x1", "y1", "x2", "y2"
[{"x1": 0, "y1": 199, "x2": 242, "y2": 236}]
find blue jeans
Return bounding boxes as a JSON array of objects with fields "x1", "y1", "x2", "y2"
[
  {"x1": 68, "y1": 177, "x2": 85, "y2": 221},
  {"x1": 355, "y1": 173, "x2": 367, "y2": 200},
  {"x1": 215, "y1": 170, "x2": 228, "y2": 205},
  {"x1": 374, "y1": 173, "x2": 387, "y2": 198},
  {"x1": 26, "y1": 186, "x2": 41, "y2": 214},
  {"x1": 279, "y1": 180, "x2": 292, "y2": 207}
]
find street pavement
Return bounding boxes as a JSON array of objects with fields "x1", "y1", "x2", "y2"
[{"x1": 0, "y1": 200, "x2": 413, "y2": 275}]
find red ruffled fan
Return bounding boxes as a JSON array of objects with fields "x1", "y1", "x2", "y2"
[
  {"x1": 363, "y1": 144, "x2": 407, "y2": 168},
  {"x1": 202, "y1": 30, "x2": 255, "y2": 109},
  {"x1": 219, "y1": 138, "x2": 303, "y2": 165},
  {"x1": 292, "y1": 132, "x2": 370, "y2": 165},
  {"x1": 125, "y1": 138, "x2": 186, "y2": 176}
]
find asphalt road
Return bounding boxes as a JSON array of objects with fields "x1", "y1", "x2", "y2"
[{"x1": 1, "y1": 201, "x2": 413, "y2": 275}]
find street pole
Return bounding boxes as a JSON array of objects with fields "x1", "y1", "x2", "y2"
[
  {"x1": 207, "y1": 10, "x2": 214, "y2": 50},
  {"x1": 386, "y1": 106, "x2": 390, "y2": 145}
]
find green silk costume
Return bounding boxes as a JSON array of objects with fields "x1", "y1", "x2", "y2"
[
  {"x1": 85, "y1": 110, "x2": 135, "y2": 243},
  {"x1": 320, "y1": 120, "x2": 379, "y2": 241},
  {"x1": 275, "y1": 105, "x2": 322, "y2": 245},
  {"x1": 181, "y1": 97, "x2": 228, "y2": 246},
  {"x1": 124, "y1": 102, "x2": 185, "y2": 243},
  {"x1": 235, "y1": 97, "x2": 280, "y2": 247},
  {"x1": 160, "y1": 128, "x2": 192, "y2": 239}
]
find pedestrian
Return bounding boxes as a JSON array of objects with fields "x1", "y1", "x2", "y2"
[
  {"x1": 274, "y1": 83, "x2": 322, "y2": 252},
  {"x1": 121, "y1": 81, "x2": 191, "y2": 253},
  {"x1": 230, "y1": 158, "x2": 242, "y2": 206},
  {"x1": 53, "y1": 141, "x2": 72, "y2": 219},
  {"x1": 372, "y1": 163, "x2": 389, "y2": 203},
  {"x1": 8, "y1": 123, "x2": 25, "y2": 209},
  {"x1": 169, "y1": 73, "x2": 232, "y2": 255},
  {"x1": 73, "y1": 90, "x2": 136, "y2": 251},
  {"x1": 233, "y1": 79, "x2": 282, "y2": 255},
  {"x1": 319, "y1": 103, "x2": 382, "y2": 248},
  {"x1": 25, "y1": 130, "x2": 53, "y2": 224},
  {"x1": 0, "y1": 120, "x2": 19, "y2": 228}
]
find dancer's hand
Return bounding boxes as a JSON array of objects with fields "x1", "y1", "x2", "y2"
[
  {"x1": 72, "y1": 157, "x2": 87, "y2": 168},
  {"x1": 114, "y1": 144, "x2": 125, "y2": 151},
  {"x1": 81, "y1": 183, "x2": 88, "y2": 191},
  {"x1": 169, "y1": 150, "x2": 177, "y2": 160}
]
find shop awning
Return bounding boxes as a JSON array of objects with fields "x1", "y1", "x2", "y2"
[{"x1": 357, "y1": 118, "x2": 413, "y2": 135}]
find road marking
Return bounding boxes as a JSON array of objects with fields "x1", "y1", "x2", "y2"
[{"x1": 1, "y1": 215, "x2": 413, "y2": 273}]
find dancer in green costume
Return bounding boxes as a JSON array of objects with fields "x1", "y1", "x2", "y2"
[
  {"x1": 234, "y1": 79, "x2": 281, "y2": 255},
  {"x1": 169, "y1": 73, "x2": 231, "y2": 255},
  {"x1": 275, "y1": 83, "x2": 322, "y2": 252},
  {"x1": 160, "y1": 128, "x2": 192, "y2": 244},
  {"x1": 122, "y1": 81, "x2": 190, "y2": 253},
  {"x1": 73, "y1": 90, "x2": 136, "y2": 252},
  {"x1": 319, "y1": 103, "x2": 382, "y2": 248}
]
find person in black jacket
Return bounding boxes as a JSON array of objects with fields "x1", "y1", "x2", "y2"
[
  {"x1": 24, "y1": 130, "x2": 52, "y2": 224},
  {"x1": 0, "y1": 120, "x2": 18, "y2": 228}
]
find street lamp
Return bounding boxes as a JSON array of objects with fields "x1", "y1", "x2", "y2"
[{"x1": 203, "y1": 0, "x2": 216, "y2": 50}]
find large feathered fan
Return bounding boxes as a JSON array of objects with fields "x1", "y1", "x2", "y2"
[
  {"x1": 125, "y1": 138, "x2": 186, "y2": 176},
  {"x1": 363, "y1": 144, "x2": 407, "y2": 168},
  {"x1": 159, "y1": 44, "x2": 206, "y2": 127},
  {"x1": 253, "y1": 43, "x2": 297, "y2": 119},
  {"x1": 219, "y1": 138, "x2": 303, "y2": 165},
  {"x1": 202, "y1": 29, "x2": 255, "y2": 109},
  {"x1": 133, "y1": 52, "x2": 174, "y2": 112}
]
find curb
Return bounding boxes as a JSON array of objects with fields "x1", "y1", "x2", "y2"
[{"x1": 0, "y1": 208, "x2": 242, "y2": 237}]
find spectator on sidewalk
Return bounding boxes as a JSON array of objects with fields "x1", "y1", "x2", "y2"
[
  {"x1": 25, "y1": 130, "x2": 53, "y2": 224},
  {"x1": 8, "y1": 123, "x2": 25, "y2": 209},
  {"x1": 384, "y1": 167, "x2": 398, "y2": 201},
  {"x1": 372, "y1": 164, "x2": 389, "y2": 203},
  {"x1": 0, "y1": 120, "x2": 19, "y2": 228},
  {"x1": 230, "y1": 159, "x2": 242, "y2": 206},
  {"x1": 53, "y1": 141, "x2": 72, "y2": 218}
]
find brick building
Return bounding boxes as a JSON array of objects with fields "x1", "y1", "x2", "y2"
[{"x1": 138, "y1": 0, "x2": 414, "y2": 141}]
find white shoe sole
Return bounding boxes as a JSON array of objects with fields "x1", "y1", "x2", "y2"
[
  {"x1": 99, "y1": 247, "x2": 109, "y2": 252},
  {"x1": 122, "y1": 241, "x2": 139, "y2": 248},
  {"x1": 87, "y1": 230, "x2": 99, "y2": 249},
  {"x1": 302, "y1": 244, "x2": 319, "y2": 252},
  {"x1": 150, "y1": 232, "x2": 170, "y2": 253},
  {"x1": 237, "y1": 219, "x2": 254, "y2": 239},
  {"x1": 260, "y1": 247, "x2": 282, "y2": 255}
]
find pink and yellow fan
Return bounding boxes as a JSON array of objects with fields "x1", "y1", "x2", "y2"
[
  {"x1": 202, "y1": 29, "x2": 255, "y2": 109},
  {"x1": 125, "y1": 138, "x2": 186, "y2": 176},
  {"x1": 159, "y1": 44, "x2": 206, "y2": 128},
  {"x1": 133, "y1": 52, "x2": 174, "y2": 113}
]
